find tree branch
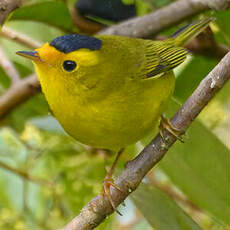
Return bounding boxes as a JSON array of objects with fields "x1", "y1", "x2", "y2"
[
  {"x1": 0, "y1": 74, "x2": 40, "y2": 119},
  {"x1": 0, "y1": 27, "x2": 42, "y2": 49},
  {"x1": 0, "y1": 0, "x2": 22, "y2": 25},
  {"x1": 99, "y1": 0, "x2": 230, "y2": 37},
  {"x1": 62, "y1": 52, "x2": 230, "y2": 230},
  {"x1": 0, "y1": 46, "x2": 20, "y2": 84},
  {"x1": 0, "y1": 160, "x2": 53, "y2": 187}
]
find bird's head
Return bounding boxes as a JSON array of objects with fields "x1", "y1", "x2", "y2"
[{"x1": 17, "y1": 34, "x2": 104, "y2": 93}]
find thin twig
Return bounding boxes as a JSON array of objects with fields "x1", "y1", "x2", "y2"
[
  {"x1": 0, "y1": 160, "x2": 53, "y2": 187},
  {"x1": 0, "y1": 27, "x2": 42, "y2": 49},
  {"x1": 68, "y1": 6, "x2": 104, "y2": 34},
  {"x1": 0, "y1": 46, "x2": 20, "y2": 84},
  {"x1": 0, "y1": 74, "x2": 40, "y2": 119},
  {"x1": 62, "y1": 51, "x2": 230, "y2": 230},
  {"x1": 99, "y1": 0, "x2": 230, "y2": 37}
]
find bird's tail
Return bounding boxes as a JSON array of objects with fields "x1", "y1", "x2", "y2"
[{"x1": 171, "y1": 17, "x2": 215, "y2": 47}]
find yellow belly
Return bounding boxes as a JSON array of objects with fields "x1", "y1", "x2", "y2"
[{"x1": 43, "y1": 72, "x2": 175, "y2": 150}]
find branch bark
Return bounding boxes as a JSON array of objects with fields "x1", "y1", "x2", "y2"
[
  {"x1": 0, "y1": 74, "x2": 40, "y2": 119},
  {"x1": 62, "y1": 52, "x2": 230, "y2": 230},
  {"x1": 0, "y1": 160, "x2": 53, "y2": 187},
  {"x1": 0, "y1": 27, "x2": 42, "y2": 49},
  {"x1": 0, "y1": 46, "x2": 20, "y2": 84},
  {"x1": 0, "y1": 0, "x2": 22, "y2": 25},
  {"x1": 99, "y1": 0, "x2": 230, "y2": 37}
]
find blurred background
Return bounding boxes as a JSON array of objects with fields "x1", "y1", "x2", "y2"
[{"x1": 0, "y1": 0, "x2": 230, "y2": 229}]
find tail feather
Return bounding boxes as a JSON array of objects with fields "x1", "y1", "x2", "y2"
[{"x1": 171, "y1": 17, "x2": 215, "y2": 46}]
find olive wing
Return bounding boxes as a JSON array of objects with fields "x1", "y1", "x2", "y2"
[{"x1": 141, "y1": 40, "x2": 188, "y2": 79}]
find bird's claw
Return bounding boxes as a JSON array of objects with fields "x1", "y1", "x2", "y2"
[
  {"x1": 159, "y1": 115, "x2": 184, "y2": 143},
  {"x1": 101, "y1": 175, "x2": 123, "y2": 216}
]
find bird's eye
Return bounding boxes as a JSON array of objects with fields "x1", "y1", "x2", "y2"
[{"x1": 63, "y1": 60, "x2": 77, "y2": 72}]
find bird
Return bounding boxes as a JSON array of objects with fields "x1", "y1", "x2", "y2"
[{"x1": 17, "y1": 17, "x2": 214, "y2": 212}]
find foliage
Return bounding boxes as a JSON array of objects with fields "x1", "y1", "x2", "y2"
[{"x1": 0, "y1": 0, "x2": 230, "y2": 229}]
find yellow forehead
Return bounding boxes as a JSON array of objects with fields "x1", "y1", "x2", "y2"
[{"x1": 36, "y1": 43, "x2": 100, "y2": 67}]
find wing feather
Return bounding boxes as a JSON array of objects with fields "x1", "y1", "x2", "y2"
[{"x1": 142, "y1": 40, "x2": 188, "y2": 79}]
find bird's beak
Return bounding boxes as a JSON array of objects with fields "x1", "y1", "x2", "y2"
[{"x1": 16, "y1": 51, "x2": 42, "y2": 62}]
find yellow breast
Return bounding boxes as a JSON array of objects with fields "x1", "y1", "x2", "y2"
[{"x1": 36, "y1": 60, "x2": 175, "y2": 149}]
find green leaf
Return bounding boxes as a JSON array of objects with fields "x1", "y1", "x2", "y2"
[
  {"x1": 122, "y1": 0, "x2": 135, "y2": 5},
  {"x1": 150, "y1": 0, "x2": 173, "y2": 8},
  {"x1": 0, "y1": 67, "x2": 10, "y2": 89},
  {"x1": 9, "y1": 0, "x2": 76, "y2": 33},
  {"x1": 160, "y1": 120, "x2": 230, "y2": 226},
  {"x1": 213, "y1": 10, "x2": 230, "y2": 46},
  {"x1": 136, "y1": 0, "x2": 153, "y2": 15},
  {"x1": 131, "y1": 183, "x2": 201, "y2": 230},
  {"x1": 175, "y1": 55, "x2": 218, "y2": 101}
]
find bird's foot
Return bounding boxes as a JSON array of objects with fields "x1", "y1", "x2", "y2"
[
  {"x1": 101, "y1": 174, "x2": 123, "y2": 215},
  {"x1": 159, "y1": 115, "x2": 184, "y2": 143}
]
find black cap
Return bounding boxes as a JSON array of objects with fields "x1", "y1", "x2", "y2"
[{"x1": 50, "y1": 34, "x2": 102, "y2": 53}]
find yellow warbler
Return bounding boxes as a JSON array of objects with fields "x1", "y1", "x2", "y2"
[{"x1": 17, "y1": 18, "x2": 213, "y2": 210}]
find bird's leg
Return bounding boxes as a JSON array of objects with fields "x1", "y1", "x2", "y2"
[
  {"x1": 159, "y1": 115, "x2": 184, "y2": 143},
  {"x1": 101, "y1": 148, "x2": 124, "y2": 215}
]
